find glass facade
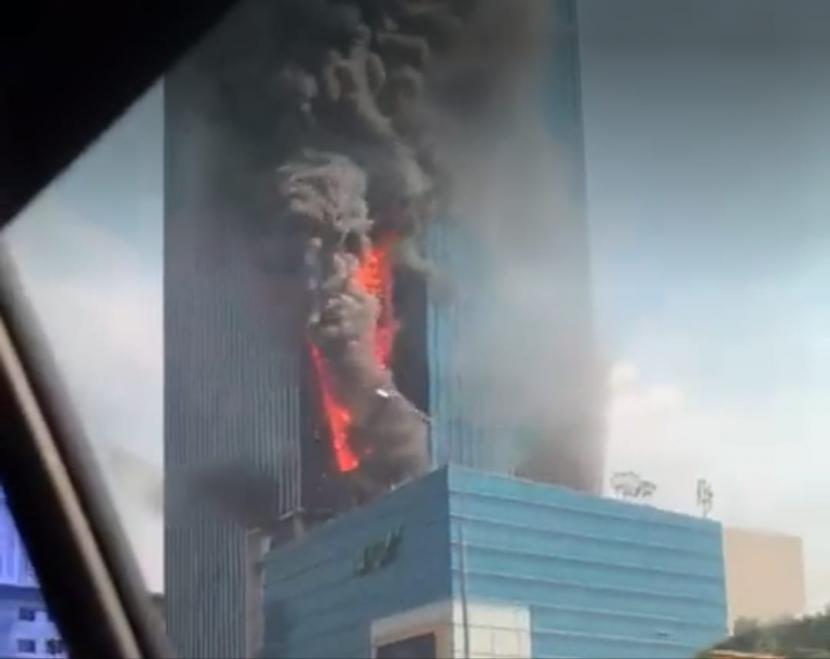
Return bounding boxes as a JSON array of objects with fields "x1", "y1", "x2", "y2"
[{"x1": 263, "y1": 467, "x2": 727, "y2": 659}]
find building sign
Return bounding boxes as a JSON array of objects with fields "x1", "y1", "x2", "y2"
[{"x1": 355, "y1": 526, "x2": 403, "y2": 576}]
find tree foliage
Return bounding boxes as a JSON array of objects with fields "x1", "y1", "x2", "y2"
[{"x1": 705, "y1": 608, "x2": 830, "y2": 658}]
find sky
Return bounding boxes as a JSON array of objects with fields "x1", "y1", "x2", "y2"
[
  {"x1": 2, "y1": 0, "x2": 828, "y2": 609},
  {"x1": 2, "y1": 84, "x2": 164, "y2": 592},
  {"x1": 579, "y1": 0, "x2": 830, "y2": 610}
]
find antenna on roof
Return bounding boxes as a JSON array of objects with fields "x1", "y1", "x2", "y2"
[{"x1": 696, "y1": 478, "x2": 714, "y2": 518}]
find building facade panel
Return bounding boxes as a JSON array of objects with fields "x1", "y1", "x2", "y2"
[
  {"x1": 263, "y1": 470, "x2": 452, "y2": 658},
  {"x1": 163, "y1": 49, "x2": 308, "y2": 656},
  {"x1": 263, "y1": 467, "x2": 728, "y2": 658},
  {"x1": 448, "y1": 468, "x2": 728, "y2": 658}
]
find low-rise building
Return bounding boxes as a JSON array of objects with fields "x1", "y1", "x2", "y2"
[
  {"x1": 722, "y1": 527, "x2": 806, "y2": 629},
  {"x1": 263, "y1": 466, "x2": 729, "y2": 658}
]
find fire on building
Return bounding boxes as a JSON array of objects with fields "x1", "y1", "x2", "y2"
[{"x1": 165, "y1": 1, "x2": 609, "y2": 656}]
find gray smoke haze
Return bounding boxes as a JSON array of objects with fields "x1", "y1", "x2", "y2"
[
  {"x1": 426, "y1": 1, "x2": 607, "y2": 491},
  {"x1": 261, "y1": 1, "x2": 479, "y2": 499},
  {"x1": 97, "y1": 443, "x2": 163, "y2": 517},
  {"x1": 169, "y1": 0, "x2": 606, "y2": 518},
  {"x1": 277, "y1": 149, "x2": 429, "y2": 499}
]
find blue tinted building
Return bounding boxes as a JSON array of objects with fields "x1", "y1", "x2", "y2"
[
  {"x1": 263, "y1": 467, "x2": 728, "y2": 659},
  {"x1": 0, "y1": 492, "x2": 66, "y2": 659}
]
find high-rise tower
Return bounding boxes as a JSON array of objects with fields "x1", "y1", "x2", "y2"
[{"x1": 164, "y1": 2, "x2": 599, "y2": 656}]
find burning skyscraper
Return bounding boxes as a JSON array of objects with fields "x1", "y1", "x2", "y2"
[{"x1": 165, "y1": 1, "x2": 601, "y2": 656}]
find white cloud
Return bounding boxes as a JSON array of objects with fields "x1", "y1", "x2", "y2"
[
  {"x1": 2, "y1": 81, "x2": 164, "y2": 594},
  {"x1": 3, "y1": 208, "x2": 163, "y2": 592},
  {"x1": 610, "y1": 369, "x2": 685, "y2": 419},
  {"x1": 605, "y1": 359, "x2": 830, "y2": 610},
  {"x1": 608, "y1": 360, "x2": 640, "y2": 390}
]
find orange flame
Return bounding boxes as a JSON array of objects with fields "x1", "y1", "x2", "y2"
[
  {"x1": 352, "y1": 236, "x2": 398, "y2": 367},
  {"x1": 308, "y1": 342, "x2": 359, "y2": 472},
  {"x1": 309, "y1": 235, "x2": 399, "y2": 473}
]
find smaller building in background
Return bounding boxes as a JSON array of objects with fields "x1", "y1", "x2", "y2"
[
  {"x1": 705, "y1": 651, "x2": 784, "y2": 659},
  {"x1": 722, "y1": 527, "x2": 806, "y2": 629},
  {"x1": 0, "y1": 491, "x2": 65, "y2": 658},
  {"x1": 263, "y1": 466, "x2": 728, "y2": 659}
]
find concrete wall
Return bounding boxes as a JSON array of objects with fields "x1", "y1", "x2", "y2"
[
  {"x1": 449, "y1": 600, "x2": 532, "y2": 659},
  {"x1": 722, "y1": 527, "x2": 806, "y2": 628}
]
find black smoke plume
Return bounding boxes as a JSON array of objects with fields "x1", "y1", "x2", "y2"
[
  {"x1": 180, "y1": 0, "x2": 606, "y2": 512},
  {"x1": 263, "y1": 0, "x2": 477, "y2": 500}
]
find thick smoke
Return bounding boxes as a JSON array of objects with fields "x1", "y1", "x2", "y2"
[
  {"x1": 262, "y1": 0, "x2": 479, "y2": 499},
  {"x1": 177, "y1": 0, "x2": 606, "y2": 509},
  {"x1": 428, "y1": 1, "x2": 608, "y2": 492},
  {"x1": 100, "y1": 443, "x2": 163, "y2": 517},
  {"x1": 276, "y1": 149, "x2": 428, "y2": 498},
  {"x1": 264, "y1": 0, "x2": 605, "y2": 496}
]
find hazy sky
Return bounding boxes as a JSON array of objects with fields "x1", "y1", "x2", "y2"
[
  {"x1": 580, "y1": 0, "x2": 830, "y2": 610},
  {"x1": 4, "y1": 84, "x2": 164, "y2": 591},
  {"x1": 3, "y1": 0, "x2": 829, "y2": 609}
]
